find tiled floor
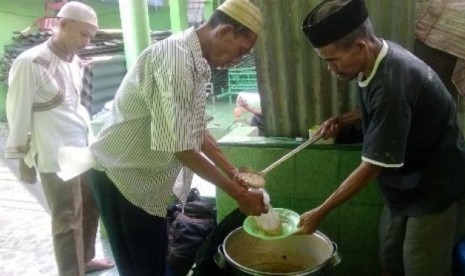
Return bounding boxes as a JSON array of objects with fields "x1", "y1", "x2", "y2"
[{"x1": 0, "y1": 98, "x2": 240, "y2": 275}]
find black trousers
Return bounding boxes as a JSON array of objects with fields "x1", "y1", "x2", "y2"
[{"x1": 90, "y1": 169, "x2": 168, "y2": 276}]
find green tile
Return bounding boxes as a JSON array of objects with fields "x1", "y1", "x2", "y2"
[
  {"x1": 254, "y1": 148, "x2": 296, "y2": 198},
  {"x1": 331, "y1": 252, "x2": 380, "y2": 276},
  {"x1": 279, "y1": 198, "x2": 339, "y2": 243},
  {"x1": 267, "y1": 196, "x2": 289, "y2": 209},
  {"x1": 264, "y1": 166, "x2": 296, "y2": 198},
  {"x1": 350, "y1": 181, "x2": 384, "y2": 205},
  {"x1": 337, "y1": 204, "x2": 383, "y2": 254},
  {"x1": 319, "y1": 210, "x2": 339, "y2": 243},
  {"x1": 252, "y1": 147, "x2": 294, "y2": 172},
  {"x1": 221, "y1": 146, "x2": 257, "y2": 167},
  {"x1": 272, "y1": 197, "x2": 313, "y2": 214},
  {"x1": 268, "y1": 196, "x2": 304, "y2": 211},
  {"x1": 215, "y1": 189, "x2": 238, "y2": 222},
  {"x1": 337, "y1": 150, "x2": 361, "y2": 182},
  {"x1": 295, "y1": 149, "x2": 339, "y2": 200},
  {"x1": 337, "y1": 150, "x2": 384, "y2": 205}
]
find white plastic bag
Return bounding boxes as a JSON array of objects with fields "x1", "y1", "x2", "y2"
[
  {"x1": 57, "y1": 146, "x2": 96, "y2": 181},
  {"x1": 254, "y1": 189, "x2": 281, "y2": 235}
]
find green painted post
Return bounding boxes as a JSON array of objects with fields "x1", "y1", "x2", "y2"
[
  {"x1": 118, "y1": 0, "x2": 151, "y2": 70},
  {"x1": 204, "y1": 0, "x2": 217, "y2": 20},
  {"x1": 169, "y1": 0, "x2": 188, "y2": 33}
]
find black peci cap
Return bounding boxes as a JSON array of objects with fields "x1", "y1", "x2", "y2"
[{"x1": 301, "y1": 0, "x2": 368, "y2": 48}]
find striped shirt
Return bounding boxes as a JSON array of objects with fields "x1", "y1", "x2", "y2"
[{"x1": 90, "y1": 27, "x2": 211, "y2": 217}]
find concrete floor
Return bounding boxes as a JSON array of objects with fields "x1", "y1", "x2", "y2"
[
  {"x1": 0, "y1": 98, "x2": 241, "y2": 275},
  {"x1": 0, "y1": 138, "x2": 118, "y2": 276}
]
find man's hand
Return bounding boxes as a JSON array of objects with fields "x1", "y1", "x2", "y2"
[
  {"x1": 19, "y1": 159, "x2": 37, "y2": 184},
  {"x1": 237, "y1": 97, "x2": 251, "y2": 112},
  {"x1": 296, "y1": 160, "x2": 379, "y2": 235},
  {"x1": 318, "y1": 116, "x2": 341, "y2": 140},
  {"x1": 237, "y1": 97, "x2": 262, "y2": 116},
  {"x1": 296, "y1": 207, "x2": 325, "y2": 235},
  {"x1": 234, "y1": 188, "x2": 267, "y2": 216},
  {"x1": 318, "y1": 109, "x2": 361, "y2": 139},
  {"x1": 230, "y1": 169, "x2": 250, "y2": 189}
]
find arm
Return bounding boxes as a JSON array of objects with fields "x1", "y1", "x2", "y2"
[
  {"x1": 175, "y1": 150, "x2": 265, "y2": 216},
  {"x1": 319, "y1": 109, "x2": 361, "y2": 139},
  {"x1": 5, "y1": 57, "x2": 38, "y2": 184},
  {"x1": 148, "y1": 52, "x2": 265, "y2": 215},
  {"x1": 297, "y1": 161, "x2": 380, "y2": 234},
  {"x1": 201, "y1": 131, "x2": 238, "y2": 180},
  {"x1": 237, "y1": 97, "x2": 262, "y2": 116}
]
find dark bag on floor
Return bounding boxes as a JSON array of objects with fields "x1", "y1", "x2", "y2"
[
  {"x1": 166, "y1": 188, "x2": 216, "y2": 276},
  {"x1": 192, "y1": 208, "x2": 246, "y2": 276}
]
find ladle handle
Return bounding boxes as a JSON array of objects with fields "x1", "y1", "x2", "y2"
[{"x1": 261, "y1": 133, "x2": 323, "y2": 175}]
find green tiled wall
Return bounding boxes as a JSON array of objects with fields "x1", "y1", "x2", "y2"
[{"x1": 216, "y1": 143, "x2": 384, "y2": 275}]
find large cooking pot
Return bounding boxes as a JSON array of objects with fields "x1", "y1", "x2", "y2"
[{"x1": 215, "y1": 227, "x2": 340, "y2": 276}]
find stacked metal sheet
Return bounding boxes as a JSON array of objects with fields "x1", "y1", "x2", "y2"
[
  {"x1": 81, "y1": 55, "x2": 126, "y2": 116},
  {"x1": 1, "y1": 29, "x2": 172, "y2": 115},
  {"x1": 0, "y1": 29, "x2": 171, "y2": 82}
]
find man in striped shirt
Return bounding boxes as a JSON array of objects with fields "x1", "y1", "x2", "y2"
[{"x1": 89, "y1": 0, "x2": 266, "y2": 274}]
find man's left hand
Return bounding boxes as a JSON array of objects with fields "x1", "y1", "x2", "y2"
[
  {"x1": 19, "y1": 159, "x2": 37, "y2": 184},
  {"x1": 296, "y1": 207, "x2": 325, "y2": 235}
]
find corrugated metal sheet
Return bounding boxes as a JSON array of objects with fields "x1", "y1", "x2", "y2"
[
  {"x1": 460, "y1": 98, "x2": 465, "y2": 132},
  {"x1": 81, "y1": 55, "x2": 127, "y2": 116},
  {"x1": 251, "y1": 0, "x2": 417, "y2": 137}
]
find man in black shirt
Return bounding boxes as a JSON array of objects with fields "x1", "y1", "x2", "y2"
[{"x1": 299, "y1": 0, "x2": 465, "y2": 275}]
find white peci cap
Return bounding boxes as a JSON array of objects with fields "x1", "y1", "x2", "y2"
[{"x1": 57, "y1": 1, "x2": 98, "y2": 28}]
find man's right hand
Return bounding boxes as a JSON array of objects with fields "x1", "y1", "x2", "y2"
[
  {"x1": 237, "y1": 97, "x2": 250, "y2": 111},
  {"x1": 318, "y1": 116, "x2": 341, "y2": 139},
  {"x1": 318, "y1": 109, "x2": 362, "y2": 139},
  {"x1": 235, "y1": 188, "x2": 267, "y2": 216},
  {"x1": 19, "y1": 159, "x2": 37, "y2": 184}
]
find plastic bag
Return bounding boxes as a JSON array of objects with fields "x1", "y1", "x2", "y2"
[{"x1": 254, "y1": 189, "x2": 281, "y2": 235}]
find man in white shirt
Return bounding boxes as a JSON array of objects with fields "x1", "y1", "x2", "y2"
[
  {"x1": 89, "y1": 0, "x2": 267, "y2": 274},
  {"x1": 5, "y1": 2, "x2": 113, "y2": 275}
]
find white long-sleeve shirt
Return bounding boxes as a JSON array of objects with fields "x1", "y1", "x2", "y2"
[{"x1": 5, "y1": 39, "x2": 91, "y2": 173}]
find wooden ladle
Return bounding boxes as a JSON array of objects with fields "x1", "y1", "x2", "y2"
[{"x1": 237, "y1": 133, "x2": 323, "y2": 188}]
